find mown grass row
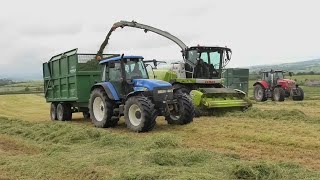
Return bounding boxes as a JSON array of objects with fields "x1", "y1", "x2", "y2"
[{"x1": 1, "y1": 117, "x2": 320, "y2": 179}]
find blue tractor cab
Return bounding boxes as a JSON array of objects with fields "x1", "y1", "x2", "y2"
[{"x1": 89, "y1": 55, "x2": 194, "y2": 132}]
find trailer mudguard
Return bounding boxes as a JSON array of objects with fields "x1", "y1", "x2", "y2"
[{"x1": 91, "y1": 82, "x2": 120, "y2": 101}]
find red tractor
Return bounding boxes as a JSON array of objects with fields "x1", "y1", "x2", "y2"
[{"x1": 253, "y1": 70, "x2": 304, "y2": 102}]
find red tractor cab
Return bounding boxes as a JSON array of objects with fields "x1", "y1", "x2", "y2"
[{"x1": 253, "y1": 70, "x2": 304, "y2": 102}]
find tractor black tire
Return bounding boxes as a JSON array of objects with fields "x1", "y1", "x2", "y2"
[
  {"x1": 273, "y1": 87, "x2": 285, "y2": 102},
  {"x1": 292, "y1": 87, "x2": 304, "y2": 101},
  {"x1": 50, "y1": 103, "x2": 58, "y2": 121},
  {"x1": 173, "y1": 85, "x2": 199, "y2": 117},
  {"x1": 165, "y1": 92, "x2": 194, "y2": 125},
  {"x1": 254, "y1": 84, "x2": 267, "y2": 102},
  {"x1": 89, "y1": 88, "x2": 117, "y2": 128},
  {"x1": 124, "y1": 96, "x2": 157, "y2": 132},
  {"x1": 83, "y1": 112, "x2": 90, "y2": 119},
  {"x1": 57, "y1": 103, "x2": 72, "y2": 121}
]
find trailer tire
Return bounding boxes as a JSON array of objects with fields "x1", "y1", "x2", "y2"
[
  {"x1": 89, "y1": 88, "x2": 116, "y2": 128},
  {"x1": 50, "y1": 103, "x2": 58, "y2": 121},
  {"x1": 57, "y1": 103, "x2": 72, "y2": 121},
  {"x1": 83, "y1": 112, "x2": 90, "y2": 119},
  {"x1": 124, "y1": 96, "x2": 157, "y2": 132},
  {"x1": 273, "y1": 87, "x2": 285, "y2": 102},
  {"x1": 166, "y1": 92, "x2": 194, "y2": 125}
]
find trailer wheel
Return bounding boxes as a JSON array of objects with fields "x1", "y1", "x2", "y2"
[
  {"x1": 166, "y1": 92, "x2": 194, "y2": 125},
  {"x1": 57, "y1": 103, "x2": 72, "y2": 121},
  {"x1": 89, "y1": 89, "x2": 116, "y2": 128},
  {"x1": 273, "y1": 87, "x2": 285, "y2": 101},
  {"x1": 124, "y1": 96, "x2": 157, "y2": 132},
  {"x1": 83, "y1": 112, "x2": 90, "y2": 119},
  {"x1": 292, "y1": 87, "x2": 304, "y2": 101},
  {"x1": 254, "y1": 84, "x2": 267, "y2": 102},
  {"x1": 50, "y1": 103, "x2": 58, "y2": 121}
]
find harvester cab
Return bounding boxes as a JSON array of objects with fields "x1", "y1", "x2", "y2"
[
  {"x1": 253, "y1": 70, "x2": 304, "y2": 102},
  {"x1": 96, "y1": 20, "x2": 252, "y2": 115},
  {"x1": 89, "y1": 55, "x2": 194, "y2": 132}
]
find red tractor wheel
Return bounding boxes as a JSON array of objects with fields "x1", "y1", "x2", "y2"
[
  {"x1": 254, "y1": 84, "x2": 267, "y2": 102},
  {"x1": 273, "y1": 87, "x2": 285, "y2": 101}
]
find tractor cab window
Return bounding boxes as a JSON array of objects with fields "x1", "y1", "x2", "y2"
[
  {"x1": 125, "y1": 59, "x2": 149, "y2": 80},
  {"x1": 108, "y1": 62, "x2": 121, "y2": 81},
  {"x1": 274, "y1": 72, "x2": 284, "y2": 79}
]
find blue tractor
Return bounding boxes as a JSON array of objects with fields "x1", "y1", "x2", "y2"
[{"x1": 89, "y1": 55, "x2": 194, "y2": 132}]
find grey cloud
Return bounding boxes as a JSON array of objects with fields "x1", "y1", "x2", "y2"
[{"x1": 19, "y1": 23, "x2": 83, "y2": 37}]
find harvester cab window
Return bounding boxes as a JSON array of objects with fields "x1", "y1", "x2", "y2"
[{"x1": 209, "y1": 52, "x2": 221, "y2": 68}]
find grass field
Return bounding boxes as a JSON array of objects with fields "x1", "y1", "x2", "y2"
[
  {"x1": 1, "y1": 94, "x2": 320, "y2": 179},
  {"x1": 0, "y1": 81, "x2": 43, "y2": 94}
]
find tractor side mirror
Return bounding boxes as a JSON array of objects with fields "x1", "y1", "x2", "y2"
[
  {"x1": 289, "y1": 72, "x2": 293, "y2": 77},
  {"x1": 109, "y1": 62, "x2": 115, "y2": 68}
]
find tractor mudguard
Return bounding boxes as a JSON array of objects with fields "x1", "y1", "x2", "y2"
[
  {"x1": 253, "y1": 81, "x2": 269, "y2": 89},
  {"x1": 91, "y1": 82, "x2": 120, "y2": 101}
]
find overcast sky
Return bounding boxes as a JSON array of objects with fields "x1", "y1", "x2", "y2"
[{"x1": 0, "y1": 0, "x2": 319, "y2": 79}]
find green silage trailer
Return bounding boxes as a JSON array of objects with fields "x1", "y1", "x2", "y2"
[
  {"x1": 43, "y1": 49, "x2": 118, "y2": 119},
  {"x1": 223, "y1": 68, "x2": 250, "y2": 95}
]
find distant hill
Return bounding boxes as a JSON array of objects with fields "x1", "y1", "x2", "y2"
[{"x1": 248, "y1": 59, "x2": 320, "y2": 73}]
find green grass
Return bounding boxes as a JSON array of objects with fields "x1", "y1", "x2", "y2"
[
  {"x1": 1, "y1": 94, "x2": 320, "y2": 179},
  {"x1": 1, "y1": 117, "x2": 319, "y2": 179}
]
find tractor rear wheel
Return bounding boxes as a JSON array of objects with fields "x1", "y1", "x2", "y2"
[
  {"x1": 56, "y1": 103, "x2": 72, "y2": 121},
  {"x1": 254, "y1": 84, "x2": 267, "y2": 102},
  {"x1": 124, "y1": 96, "x2": 157, "y2": 132},
  {"x1": 166, "y1": 92, "x2": 194, "y2": 125},
  {"x1": 292, "y1": 87, "x2": 304, "y2": 101},
  {"x1": 89, "y1": 89, "x2": 117, "y2": 128},
  {"x1": 50, "y1": 103, "x2": 58, "y2": 121},
  {"x1": 273, "y1": 87, "x2": 285, "y2": 101}
]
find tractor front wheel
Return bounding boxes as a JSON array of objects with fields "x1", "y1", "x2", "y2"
[
  {"x1": 273, "y1": 87, "x2": 285, "y2": 101},
  {"x1": 166, "y1": 92, "x2": 194, "y2": 125},
  {"x1": 89, "y1": 89, "x2": 117, "y2": 128},
  {"x1": 254, "y1": 84, "x2": 267, "y2": 102},
  {"x1": 292, "y1": 87, "x2": 304, "y2": 101},
  {"x1": 124, "y1": 96, "x2": 157, "y2": 132}
]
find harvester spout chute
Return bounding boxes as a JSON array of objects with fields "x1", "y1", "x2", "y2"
[{"x1": 97, "y1": 20, "x2": 188, "y2": 60}]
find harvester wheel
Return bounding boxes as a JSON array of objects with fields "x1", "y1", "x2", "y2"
[
  {"x1": 57, "y1": 103, "x2": 72, "y2": 121},
  {"x1": 166, "y1": 92, "x2": 194, "y2": 125},
  {"x1": 254, "y1": 84, "x2": 267, "y2": 102},
  {"x1": 273, "y1": 87, "x2": 285, "y2": 101},
  {"x1": 89, "y1": 89, "x2": 116, "y2": 128},
  {"x1": 124, "y1": 96, "x2": 157, "y2": 132},
  {"x1": 292, "y1": 87, "x2": 304, "y2": 101},
  {"x1": 50, "y1": 103, "x2": 58, "y2": 121}
]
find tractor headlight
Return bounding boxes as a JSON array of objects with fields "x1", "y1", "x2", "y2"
[
  {"x1": 158, "y1": 89, "x2": 167, "y2": 94},
  {"x1": 158, "y1": 89, "x2": 173, "y2": 94}
]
